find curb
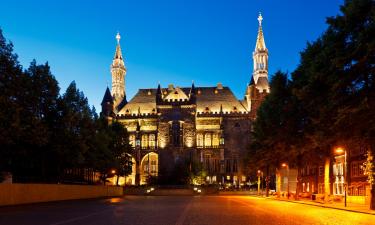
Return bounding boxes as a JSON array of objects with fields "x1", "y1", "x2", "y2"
[{"x1": 261, "y1": 196, "x2": 375, "y2": 215}]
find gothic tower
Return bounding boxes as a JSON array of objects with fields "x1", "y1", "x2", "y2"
[
  {"x1": 245, "y1": 13, "x2": 270, "y2": 117},
  {"x1": 252, "y1": 13, "x2": 269, "y2": 90},
  {"x1": 111, "y1": 32, "x2": 127, "y2": 110}
]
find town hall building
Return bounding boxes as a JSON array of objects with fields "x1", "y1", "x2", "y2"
[{"x1": 101, "y1": 14, "x2": 269, "y2": 185}]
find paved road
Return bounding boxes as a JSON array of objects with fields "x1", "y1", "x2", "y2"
[{"x1": 0, "y1": 196, "x2": 374, "y2": 225}]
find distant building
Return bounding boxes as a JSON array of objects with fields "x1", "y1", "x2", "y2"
[
  {"x1": 101, "y1": 14, "x2": 270, "y2": 185},
  {"x1": 294, "y1": 145, "x2": 370, "y2": 205}
]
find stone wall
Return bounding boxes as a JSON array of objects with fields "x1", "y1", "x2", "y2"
[{"x1": 0, "y1": 184, "x2": 123, "y2": 206}]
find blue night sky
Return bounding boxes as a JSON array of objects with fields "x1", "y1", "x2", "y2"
[{"x1": 1, "y1": 0, "x2": 343, "y2": 110}]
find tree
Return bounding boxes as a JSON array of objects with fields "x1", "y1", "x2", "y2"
[
  {"x1": 249, "y1": 71, "x2": 307, "y2": 197},
  {"x1": 0, "y1": 28, "x2": 25, "y2": 176},
  {"x1": 292, "y1": 0, "x2": 375, "y2": 206},
  {"x1": 107, "y1": 120, "x2": 133, "y2": 186}
]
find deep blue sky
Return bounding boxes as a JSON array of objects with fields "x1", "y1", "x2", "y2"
[{"x1": 1, "y1": 0, "x2": 344, "y2": 110}]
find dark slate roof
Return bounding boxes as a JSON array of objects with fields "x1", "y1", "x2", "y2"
[
  {"x1": 101, "y1": 87, "x2": 113, "y2": 105},
  {"x1": 118, "y1": 89, "x2": 157, "y2": 115},
  {"x1": 249, "y1": 76, "x2": 255, "y2": 86},
  {"x1": 195, "y1": 87, "x2": 247, "y2": 113},
  {"x1": 117, "y1": 85, "x2": 247, "y2": 114}
]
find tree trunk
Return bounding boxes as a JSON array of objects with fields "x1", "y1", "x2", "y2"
[
  {"x1": 116, "y1": 175, "x2": 119, "y2": 186},
  {"x1": 370, "y1": 184, "x2": 375, "y2": 210},
  {"x1": 266, "y1": 165, "x2": 270, "y2": 197}
]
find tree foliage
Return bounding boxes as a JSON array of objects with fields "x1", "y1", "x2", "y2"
[
  {"x1": 0, "y1": 28, "x2": 132, "y2": 184},
  {"x1": 249, "y1": 0, "x2": 375, "y2": 206}
]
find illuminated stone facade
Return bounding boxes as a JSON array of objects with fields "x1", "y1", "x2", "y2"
[{"x1": 101, "y1": 14, "x2": 269, "y2": 185}]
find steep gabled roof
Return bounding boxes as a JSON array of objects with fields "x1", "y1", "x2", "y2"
[
  {"x1": 118, "y1": 89, "x2": 157, "y2": 115},
  {"x1": 117, "y1": 85, "x2": 248, "y2": 115},
  {"x1": 195, "y1": 87, "x2": 247, "y2": 113},
  {"x1": 101, "y1": 87, "x2": 113, "y2": 105}
]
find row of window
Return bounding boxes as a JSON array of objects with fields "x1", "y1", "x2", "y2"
[
  {"x1": 333, "y1": 163, "x2": 344, "y2": 176},
  {"x1": 129, "y1": 133, "x2": 225, "y2": 149},
  {"x1": 202, "y1": 158, "x2": 238, "y2": 173},
  {"x1": 129, "y1": 134, "x2": 156, "y2": 149},
  {"x1": 351, "y1": 161, "x2": 365, "y2": 177},
  {"x1": 196, "y1": 133, "x2": 224, "y2": 147},
  {"x1": 348, "y1": 185, "x2": 366, "y2": 196}
]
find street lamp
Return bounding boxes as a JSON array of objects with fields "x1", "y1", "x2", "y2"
[
  {"x1": 282, "y1": 163, "x2": 289, "y2": 199},
  {"x1": 335, "y1": 147, "x2": 347, "y2": 207}
]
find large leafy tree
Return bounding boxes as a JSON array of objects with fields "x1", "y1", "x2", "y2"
[
  {"x1": 250, "y1": 71, "x2": 306, "y2": 196},
  {"x1": 251, "y1": 0, "x2": 375, "y2": 207},
  {"x1": 107, "y1": 121, "x2": 133, "y2": 185},
  {"x1": 0, "y1": 29, "x2": 135, "y2": 185}
]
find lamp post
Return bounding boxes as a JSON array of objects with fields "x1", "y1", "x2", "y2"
[
  {"x1": 282, "y1": 163, "x2": 289, "y2": 199},
  {"x1": 335, "y1": 147, "x2": 347, "y2": 207}
]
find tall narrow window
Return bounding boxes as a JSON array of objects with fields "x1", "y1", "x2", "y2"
[
  {"x1": 129, "y1": 134, "x2": 136, "y2": 148},
  {"x1": 212, "y1": 133, "x2": 219, "y2": 147},
  {"x1": 226, "y1": 160, "x2": 231, "y2": 173},
  {"x1": 233, "y1": 159, "x2": 238, "y2": 173},
  {"x1": 197, "y1": 133, "x2": 203, "y2": 147},
  {"x1": 204, "y1": 133, "x2": 212, "y2": 147},
  {"x1": 141, "y1": 134, "x2": 148, "y2": 149},
  {"x1": 172, "y1": 121, "x2": 180, "y2": 147},
  {"x1": 149, "y1": 134, "x2": 155, "y2": 149}
]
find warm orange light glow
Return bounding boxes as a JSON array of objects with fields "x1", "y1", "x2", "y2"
[
  {"x1": 111, "y1": 169, "x2": 116, "y2": 174},
  {"x1": 281, "y1": 163, "x2": 287, "y2": 167},
  {"x1": 335, "y1": 147, "x2": 345, "y2": 154}
]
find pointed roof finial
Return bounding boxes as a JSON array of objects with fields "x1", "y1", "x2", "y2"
[
  {"x1": 116, "y1": 32, "x2": 121, "y2": 44},
  {"x1": 258, "y1": 12, "x2": 263, "y2": 26},
  {"x1": 255, "y1": 13, "x2": 266, "y2": 50}
]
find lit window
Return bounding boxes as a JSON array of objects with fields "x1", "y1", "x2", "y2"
[
  {"x1": 212, "y1": 133, "x2": 219, "y2": 147},
  {"x1": 149, "y1": 134, "x2": 155, "y2": 149},
  {"x1": 141, "y1": 135, "x2": 148, "y2": 149},
  {"x1": 204, "y1": 133, "x2": 212, "y2": 147},
  {"x1": 129, "y1": 134, "x2": 136, "y2": 148},
  {"x1": 197, "y1": 133, "x2": 203, "y2": 147}
]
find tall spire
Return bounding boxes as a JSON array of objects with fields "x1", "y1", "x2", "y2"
[
  {"x1": 111, "y1": 32, "x2": 127, "y2": 110},
  {"x1": 252, "y1": 12, "x2": 269, "y2": 92},
  {"x1": 255, "y1": 13, "x2": 266, "y2": 51}
]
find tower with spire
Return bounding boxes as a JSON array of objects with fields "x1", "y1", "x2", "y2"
[
  {"x1": 111, "y1": 32, "x2": 127, "y2": 110},
  {"x1": 245, "y1": 13, "x2": 270, "y2": 118},
  {"x1": 252, "y1": 13, "x2": 269, "y2": 91}
]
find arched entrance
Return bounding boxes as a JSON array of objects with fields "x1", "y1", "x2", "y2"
[{"x1": 140, "y1": 152, "x2": 158, "y2": 185}]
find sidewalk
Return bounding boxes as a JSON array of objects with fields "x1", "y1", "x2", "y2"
[{"x1": 263, "y1": 195, "x2": 375, "y2": 215}]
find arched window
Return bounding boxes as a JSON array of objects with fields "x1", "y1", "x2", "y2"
[
  {"x1": 220, "y1": 137, "x2": 225, "y2": 145},
  {"x1": 212, "y1": 133, "x2": 219, "y2": 147},
  {"x1": 141, "y1": 134, "x2": 148, "y2": 149},
  {"x1": 204, "y1": 133, "x2": 212, "y2": 147},
  {"x1": 149, "y1": 134, "x2": 155, "y2": 149},
  {"x1": 197, "y1": 133, "x2": 203, "y2": 147},
  {"x1": 129, "y1": 134, "x2": 136, "y2": 148}
]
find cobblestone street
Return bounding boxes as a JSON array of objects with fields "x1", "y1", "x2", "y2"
[{"x1": 0, "y1": 195, "x2": 374, "y2": 225}]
